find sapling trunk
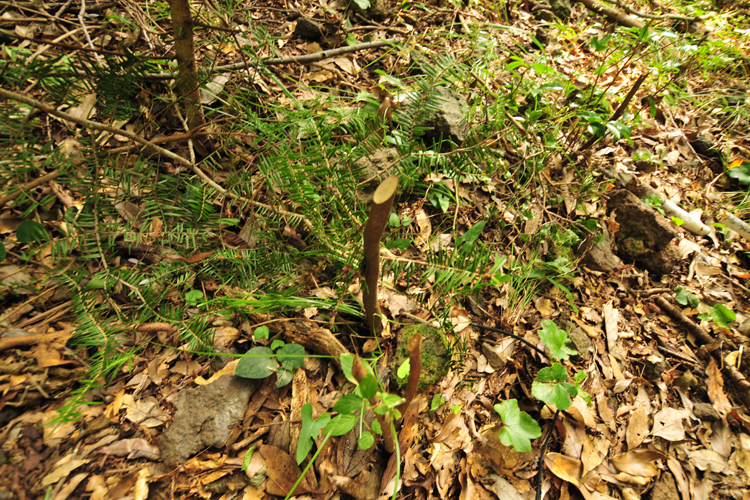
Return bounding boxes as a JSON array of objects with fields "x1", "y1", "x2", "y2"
[{"x1": 362, "y1": 175, "x2": 399, "y2": 335}]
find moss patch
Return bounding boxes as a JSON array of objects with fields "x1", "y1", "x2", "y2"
[{"x1": 390, "y1": 323, "x2": 451, "y2": 389}]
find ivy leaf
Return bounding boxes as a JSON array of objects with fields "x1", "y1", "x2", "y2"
[
  {"x1": 323, "y1": 414, "x2": 358, "y2": 436},
  {"x1": 531, "y1": 363, "x2": 577, "y2": 411},
  {"x1": 254, "y1": 325, "x2": 270, "y2": 340},
  {"x1": 494, "y1": 400, "x2": 542, "y2": 453},
  {"x1": 297, "y1": 403, "x2": 331, "y2": 464},
  {"x1": 358, "y1": 431, "x2": 375, "y2": 450},
  {"x1": 675, "y1": 286, "x2": 699, "y2": 308},
  {"x1": 235, "y1": 347, "x2": 277, "y2": 379},
  {"x1": 276, "y1": 367, "x2": 294, "y2": 388},
  {"x1": 709, "y1": 304, "x2": 736, "y2": 329},
  {"x1": 277, "y1": 343, "x2": 305, "y2": 371},
  {"x1": 333, "y1": 394, "x2": 364, "y2": 415},
  {"x1": 16, "y1": 219, "x2": 48, "y2": 244},
  {"x1": 538, "y1": 320, "x2": 577, "y2": 361}
]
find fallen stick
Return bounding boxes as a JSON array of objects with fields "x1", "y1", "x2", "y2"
[{"x1": 142, "y1": 38, "x2": 402, "y2": 81}]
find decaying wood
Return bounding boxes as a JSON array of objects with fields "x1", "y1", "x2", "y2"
[
  {"x1": 362, "y1": 175, "x2": 399, "y2": 335},
  {"x1": 283, "y1": 321, "x2": 350, "y2": 368}
]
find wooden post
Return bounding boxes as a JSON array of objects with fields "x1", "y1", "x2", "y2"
[{"x1": 362, "y1": 175, "x2": 398, "y2": 335}]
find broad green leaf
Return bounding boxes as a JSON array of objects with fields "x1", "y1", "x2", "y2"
[
  {"x1": 388, "y1": 213, "x2": 401, "y2": 228},
  {"x1": 494, "y1": 400, "x2": 542, "y2": 453},
  {"x1": 675, "y1": 287, "x2": 699, "y2": 308},
  {"x1": 277, "y1": 343, "x2": 305, "y2": 370},
  {"x1": 430, "y1": 394, "x2": 447, "y2": 412},
  {"x1": 353, "y1": 0, "x2": 370, "y2": 10},
  {"x1": 727, "y1": 160, "x2": 750, "y2": 184},
  {"x1": 381, "y1": 393, "x2": 405, "y2": 409},
  {"x1": 0, "y1": 242, "x2": 5, "y2": 261},
  {"x1": 340, "y1": 354, "x2": 358, "y2": 384},
  {"x1": 254, "y1": 325, "x2": 270, "y2": 340},
  {"x1": 333, "y1": 394, "x2": 364, "y2": 414},
  {"x1": 297, "y1": 404, "x2": 331, "y2": 464},
  {"x1": 324, "y1": 414, "x2": 358, "y2": 436},
  {"x1": 185, "y1": 290, "x2": 203, "y2": 306},
  {"x1": 532, "y1": 364, "x2": 577, "y2": 410},
  {"x1": 538, "y1": 320, "x2": 577, "y2": 361},
  {"x1": 270, "y1": 339, "x2": 285, "y2": 351},
  {"x1": 457, "y1": 220, "x2": 486, "y2": 247},
  {"x1": 276, "y1": 367, "x2": 294, "y2": 388},
  {"x1": 397, "y1": 359, "x2": 410, "y2": 379},
  {"x1": 710, "y1": 304, "x2": 736, "y2": 329},
  {"x1": 358, "y1": 431, "x2": 375, "y2": 450},
  {"x1": 371, "y1": 419, "x2": 382, "y2": 434},
  {"x1": 17, "y1": 219, "x2": 48, "y2": 243},
  {"x1": 359, "y1": 374, "x2": 379, "y2": 399},
  {"x1": 345, "y1": 33, "x2": 358, "y2": 46},
  {"x1": 235, "y1": 347, "x2": 277, "y2": 379}
]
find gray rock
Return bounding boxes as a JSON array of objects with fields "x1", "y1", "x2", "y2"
[
  {"x1": 294, "y1": 18, "x2": 322, "y2": 40},
  {"x1": 159, "y1": 375, "x2": 259, "y2": 465},
  {"x1": 420, "y1": 86, "x2": 468, "y2": 150},
  {"x1": 693, "y1": 402, "x2": 720, "y2": 421},
  {"x1": 567, "y1": 326, "x2": 591, "y2": 361},
  {"x1": 350, "y1": 0, "x2": 391, "y2": 22},
  {"x1": 549, "y1": 0, "x2": 572, "y2": 20},
  {"x1": 607, "y1": 190, "x2": 680, "y2": 275},
  {"x1": 578, "y1": 224, "x2": 624, "y2": 272}
]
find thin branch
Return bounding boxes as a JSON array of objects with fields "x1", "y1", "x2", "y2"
[
  {"x1": 142, "y1": 38, "x2": 402, "y2": 81},
  {"x1": 0, "y1": 88, "x2": 313, "y2": 229},
  {"x1": 0, "y1": 170, "x2": 60, "y2": 209},
  {"x1": 603, "y1": 0, "x2": 707, "y2": 21}
]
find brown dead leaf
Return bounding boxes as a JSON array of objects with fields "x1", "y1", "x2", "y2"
[
  {"x1": 706, "y1": 358, "x2": 732, "y2": 416},
  {"x1": 626, "y1": 405, "x2": 650, "y2": 450},
  {"x1": 610, "y1": 449, "x2": 666, "y2": 477},
  {"x1": 54, "y1": 472, "x2": 89, "y2": 500},
  {"x1": 651, "y1": 408, "x2": 688, "y2": 441},
  {"x1": 42, "y1": 457, "x2": 90, "y2": 487},
  {"x1": 413, "y1": 208, "x2": 432, "y2": 249},
  {"x1": 257, "y1": 445, "x2": 313, "y2": 495},
  {"x1": 545, "y1": 452, "x2": 582, "y2": 487},
  {"x1": 99, "y1": 438, "x2": 159, "y2": 460}
]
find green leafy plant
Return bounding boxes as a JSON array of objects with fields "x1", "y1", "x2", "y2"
[
  {"x1": 675, "y1": 286, "x2": 699, "y2": 308},
  {"x1": 234, "y1": 327, "x2": 306, "y2": 388},
  {"x1": 494, "y1": 320, "x2": 589, "y2": 452}
]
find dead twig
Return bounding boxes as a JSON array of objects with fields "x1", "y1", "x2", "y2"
[
  {"x1": 0, "y1": 170, "x2": 60, "y2": 209},
  {"x1": 141, "y1": 39, "x2": 402, "y2": 81}
]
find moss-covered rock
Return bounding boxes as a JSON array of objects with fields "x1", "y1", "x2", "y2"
[{"x1": 390, "y1": 323, "x2": 451, "y2": 389}]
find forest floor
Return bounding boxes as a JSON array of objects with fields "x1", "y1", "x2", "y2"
[{"x1": 1, "y1": 0, "x2": 750, "y2": 499}]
